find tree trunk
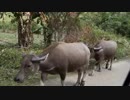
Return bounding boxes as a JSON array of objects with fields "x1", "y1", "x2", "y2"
[
  {"x1": 17, "y1": 13, "x2": 33, "y2": 47},
  {"x1": 46, "y1": 31, "x2": 52, "y2": 47},
  {"x1": 2, "y1": 16, "x2": 5, "y2": 32},
  {"x1": 43, "y1": 28, "x2": 53, "y2": 47}
]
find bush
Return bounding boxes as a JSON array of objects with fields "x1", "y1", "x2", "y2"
[{"x1": 0, "y1": 21, "x2": 17, "y2": 33}]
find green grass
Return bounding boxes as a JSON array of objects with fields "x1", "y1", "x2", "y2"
[
  {"x1": 0, "y1": 32, "x2": 17, "y2": 44},
  {"x1": 0, "y1": 32, "x2": 43, "y2": 46}
]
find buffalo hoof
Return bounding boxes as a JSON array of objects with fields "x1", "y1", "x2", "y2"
[
  {"x1": 95, "y1": 68, "x2": 101, "y2": 72},
  {"x1": 108, "y1": 68, "x2": 112, "y2": 71},
  {"x1": 105, "y1": 65, "x2": 109, "y2": 69},
  {"x1": 97, "y1": 70, "x2": 101, "y2": 72},
  {"x1": 88, "y1": 73, "x2": 94, "y2": 76},
  {"x1": 94, "y1": 68, "x2": 98, "y2": 71},
  {"x1": 80, "y1": 81, "x2": 85, "y2": 86},
  {"x1": 74, "y1": 83, "x2": 80, "y2": 86}
]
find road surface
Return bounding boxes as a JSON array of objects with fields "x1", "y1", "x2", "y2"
[{"x1": 36, "y1": 58, "x2": 130, "y2": 86}]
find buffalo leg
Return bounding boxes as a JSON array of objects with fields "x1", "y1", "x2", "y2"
[
  {"x1": 45, "y1": 74, "x2": 48, "y2": 80},
  {"x1": 59, "y1": 73, "x2": 66, "y2": 86},
  {"x1": 88, "y1": 69, "x2": 94, "y2": 76},
  {"x1": 105, "y1": 59, "x2": 110, "y2": 69},
  {"x1": 95, "y1": 62, "x2": 99, "y2": 71},
  {"x1": 108, "y1": 58, "x2": 113, "y2": 70},
  {"x1": 97, "y1": 62, "x2": 101, "y2": 72},
  {"x1": 40, "y1": 72, "x2": 47, "y2": 86},
  {"x1": 95, "y1": 61, "x2": 101, "y2": 72},
  {"x1": 74, "y1": 69, "x2": 83, "y2": 86},
  {"x1": 80, "y1": 66, "x2": 88, "y2": 86}
]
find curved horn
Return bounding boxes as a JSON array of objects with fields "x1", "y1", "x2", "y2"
[
  {"x1": 94, "y1": 46, "x2": 103, "y2": 51},
  {"x1": 32, "y1": 56, "x2": 46, "y2": 62},
  {"x1": 31, "y1": 54, "x2": 49, "y2": 62}
]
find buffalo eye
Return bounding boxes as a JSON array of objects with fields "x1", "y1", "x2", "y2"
[{"x1": 27, "y1": 65, "x2": 31, "y2": 68}]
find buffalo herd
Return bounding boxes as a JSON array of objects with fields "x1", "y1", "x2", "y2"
[{"x1": 14, "y1": 39, "x2": 117, "y2": 86}]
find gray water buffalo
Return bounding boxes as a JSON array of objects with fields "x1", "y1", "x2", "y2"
[
  {"x1": 14, "y1": 42, "x2": 90, "y2": 86},
  {"x1": 91, "y1": 40, "x2": 117, "y2": 72}
]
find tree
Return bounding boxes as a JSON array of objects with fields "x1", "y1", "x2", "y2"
[
  {"x1": 38, "y1": 12, "x2": 82, "y2": 47},
  {"x1": 12, "y1": 12, "x2": 33, "y2": 47}
]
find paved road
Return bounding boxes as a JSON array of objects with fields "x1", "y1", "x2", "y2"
[{"x1": 36, "y1": 58, "x2": 130, "y2": 86}]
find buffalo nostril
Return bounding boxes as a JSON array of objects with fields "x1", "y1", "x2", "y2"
[{"x1": 14, "y1": 77, "x2": 20, "y2": 82}]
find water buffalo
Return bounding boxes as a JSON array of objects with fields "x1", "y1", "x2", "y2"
[
  {"x1": 14, "y1": 42, "x2": 90, "y2": 86},
  {"x1": 91, "y1": 40, "x2": 117, "y2": 72}
]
